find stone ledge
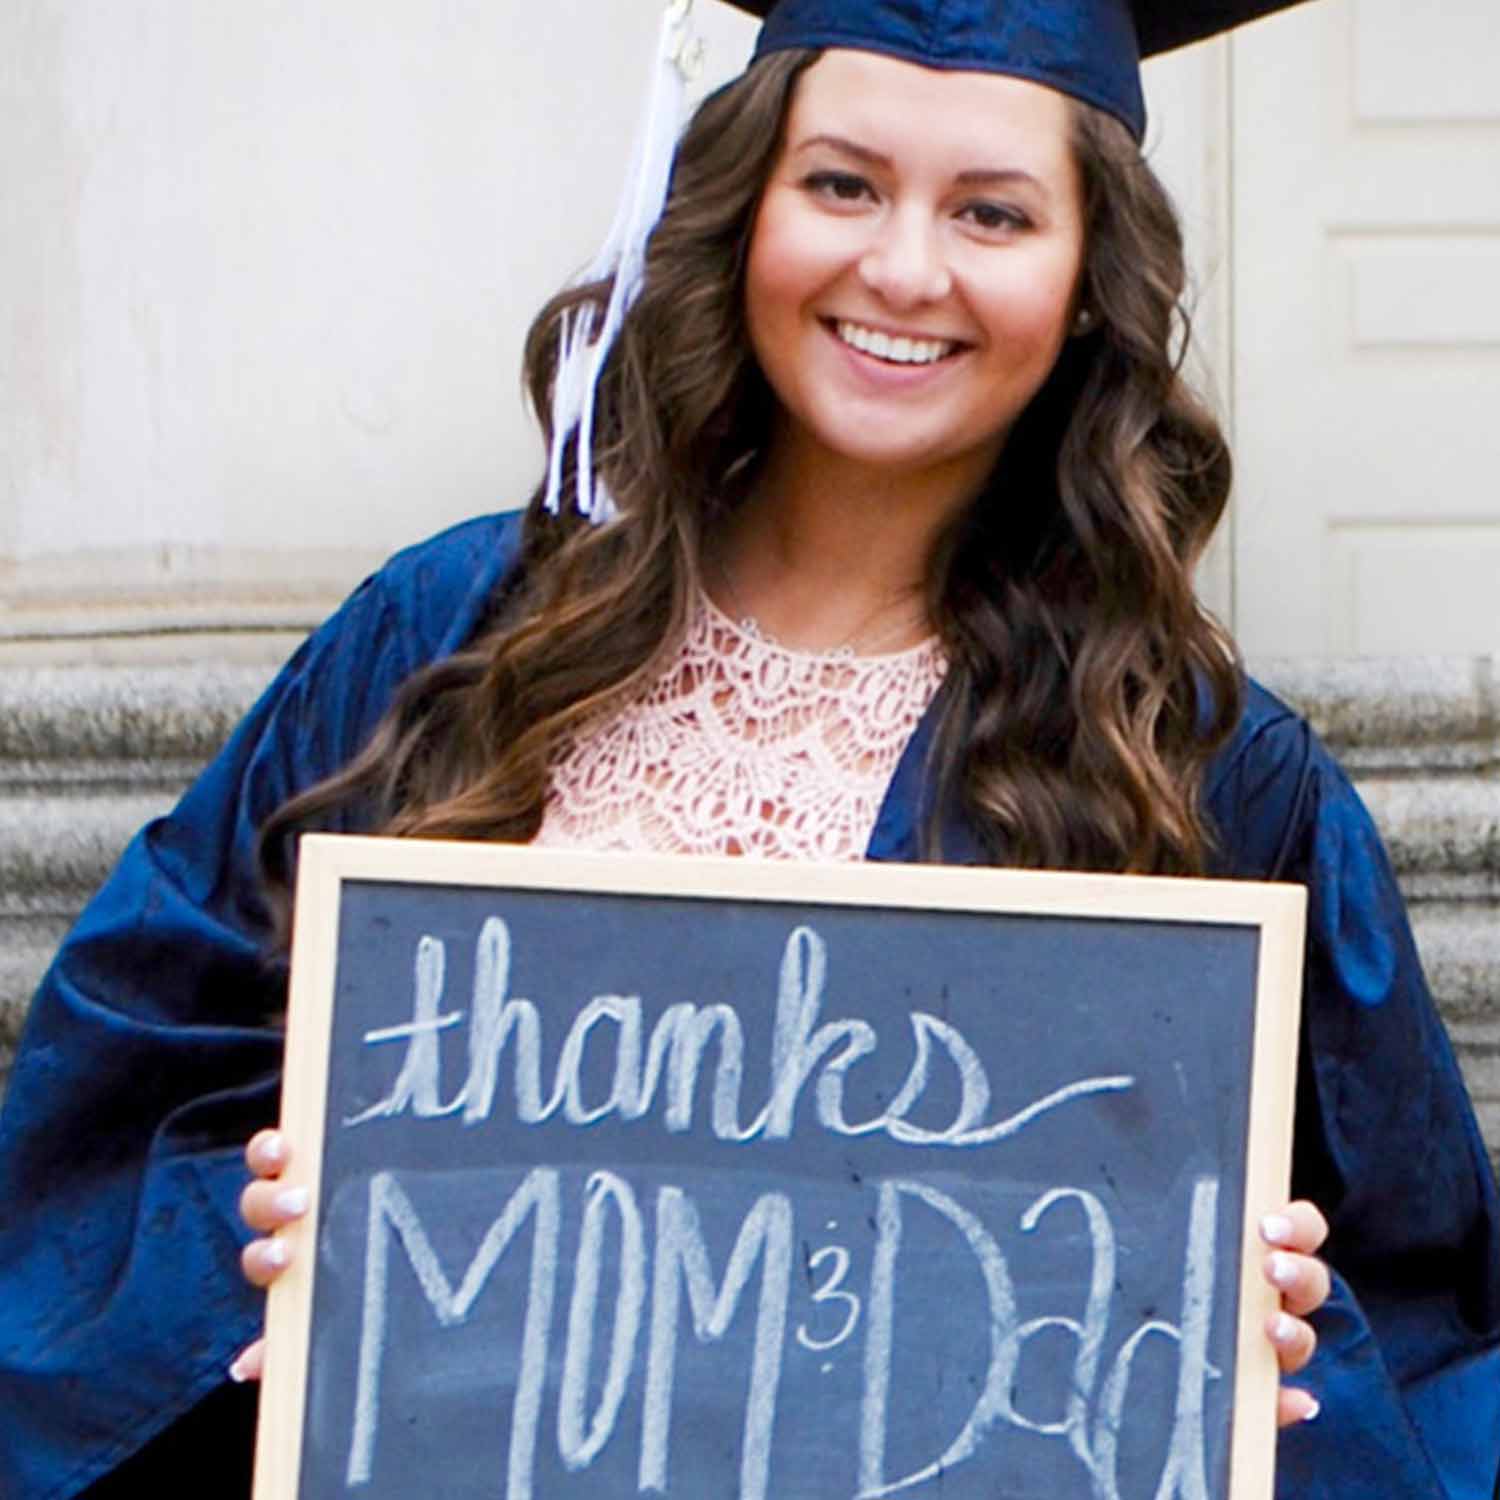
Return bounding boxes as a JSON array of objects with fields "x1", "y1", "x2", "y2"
[
  {"x1": 0, "y1": 652, "x2": 1489, "y2": 783},
  {"x1": 1411, "y1": 907, "x2": 1500, "y2": 1022},
  {"x1": 0, "y1": 664, "x2": 274, "y2": 774},
  {"x1": 1359, "y1": 779, "x2": 1500, "y2": 888},
  {"x1": 0, "y1": 793, "x2": 176, "y2": 917},
  {"x1": 0, "y1": 758, "x2": 217, "y2": 795},
  {"x1": 0, "y1": 652, "x2": 1490, "y2": 771},
  {"x1": 1447, "y1": 1021, "x2": 1500, "y2": 1175},
  {"x1": 0, "y1": 630, "x2": 310, "y2": 670},
  {"x1": 4, "y1": 779, "x2": 1493, "y2": 914},
  {"x1": 0, "y1": 917, "x2": 71, "y2": 1095},
  {"x1": 1252, "y1": 656, "x2": 1497, "y2": 773}
]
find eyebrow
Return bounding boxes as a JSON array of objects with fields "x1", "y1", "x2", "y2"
[{"x1": 792, "y1": 133, "x2": 1045, "y2": 192}]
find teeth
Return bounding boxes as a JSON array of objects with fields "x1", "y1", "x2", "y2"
[{"x1": 836, "y1": 321, "x2": 954, "y2": 366}]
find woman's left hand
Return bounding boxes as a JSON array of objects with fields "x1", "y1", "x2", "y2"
[{"x1": 1261, "y1": 1200, "x2": 1330, "y2": 1427}]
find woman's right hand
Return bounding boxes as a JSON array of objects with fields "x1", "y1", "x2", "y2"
[{"x1": 229, "y1": 1129, "x2": 308, "y2": 1383}]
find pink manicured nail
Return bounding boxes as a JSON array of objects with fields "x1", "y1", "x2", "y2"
[
  {"x1": 1271, "y1": 1313, "x2": 1298, "y2": 1345},
  {"x1": 1261, "y1": 1214, "x2": 1293, "y2": 1246},
  {"x1": 262, "y1": 1238, "x2": 290, "y2": 1270},
  {"x1": 1269, "y1": 1252, "x2": 1299, "y2": 1290},
  {"x1": 228, "y1": 1349, "x2": 254, "y2": 1383},
  {"x1": 1299, "y1": 1397, "x2": 1321, "y2": 1422},
  {"x1": 274, "y1": 1187, "x2": 309, "y2": 1218}
]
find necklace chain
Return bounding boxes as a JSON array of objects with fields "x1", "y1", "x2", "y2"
[{"x1": 712, "y1": 555, "x2": 929, "y2": 659}]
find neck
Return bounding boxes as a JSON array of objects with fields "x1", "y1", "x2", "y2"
[{"x1": 711, "y1": 433, "x2": 985, "y2": 653}]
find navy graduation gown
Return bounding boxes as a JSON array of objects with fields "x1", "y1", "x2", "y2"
[{"x1": 1, "y1": 511, "x2": 1495, "y2": 1500}]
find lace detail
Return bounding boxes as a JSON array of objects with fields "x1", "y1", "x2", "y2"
[{"x1": 535, "y1": 592, "x2": 948, "y2": 861}]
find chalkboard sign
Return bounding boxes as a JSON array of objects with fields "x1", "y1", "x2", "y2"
[{"x1": 254, "y1": 835, "x2": 1305, "y2": 1500}]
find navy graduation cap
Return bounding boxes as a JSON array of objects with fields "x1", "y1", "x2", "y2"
[{"x1": 724, "y1": 0, "x2": 1314, "y2": 140}]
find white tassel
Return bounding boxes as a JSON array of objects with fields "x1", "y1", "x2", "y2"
[{"x1": 543, "y1": 0, "x2": 704, "y2": 523}]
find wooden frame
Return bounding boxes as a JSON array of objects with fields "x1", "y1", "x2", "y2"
[{"x1": 254, "y1": 834, "x2": 1305, "y2": 1500}]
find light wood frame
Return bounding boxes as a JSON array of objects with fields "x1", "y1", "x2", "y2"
[{"x1": 253, "y1": 833, "x2": 1306, "y2": 1500}]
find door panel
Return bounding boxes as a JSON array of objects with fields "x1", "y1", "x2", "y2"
[{"x1": 1231, "y1": 0, "x2": 1500, "y2": 655}]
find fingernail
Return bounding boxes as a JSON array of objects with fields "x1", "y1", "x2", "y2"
[
  {"x1": 228, "y1": 1349, "x2": 253, "y2": 1383},
  {"x1": 259, "y1": 1133, "x2": 287, "y2": 1165},
  {"x1": 1261, "y1": 1214, "x2": 1293, "y2": 1246},
  {"x1": 1272, "y1": 1312, "x2": 1298, "y2": 1345},
  {"x1": 263, "y1": 1238, "x2": 290, "y2": 1270},
  {"x1": 274, "y1": 1187, "x2": 309, "y2": 1218},
  {"x1": 1269, "y1": 1252, "x2": 1299, "y2": 1290},
  {"x1": 1300, "y1": 1397, "x2": 1321, "y2": 1423}
]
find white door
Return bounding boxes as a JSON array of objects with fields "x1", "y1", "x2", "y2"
[{"x1": 1230, "y1": 0, "x2": 1500, "y2": 656}]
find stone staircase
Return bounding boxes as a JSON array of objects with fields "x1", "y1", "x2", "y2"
[
  {"x1": 2, "y1": 653, "x2": 1496, "y2": 1167},
  {"x1": 1254, "y1": 657, "x2": 1500, "y2": 1167},
  {"x1": 0, "y1": 660, "x2": 278, "y2": 1082}
]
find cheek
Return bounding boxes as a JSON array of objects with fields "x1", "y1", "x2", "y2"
[
  {"x1": 744, "y1": 219, "x2": 788, "y2": 354},
  {"x1": 744, "y1": 212, "x2": 829, "y2": 388},
  {"x1": 745, "y1": 212, "x2": 809, "y2": 330},
  {"x1": 745, "y1": 192, "x2": 855, "y2": 336},
  {"x1": 987, "y1": 267, "x2": 1081, "y2": 359}
]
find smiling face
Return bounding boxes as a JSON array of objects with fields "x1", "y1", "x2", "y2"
[{"x1": 744, "y1": 49, "x2": 1087, "y2": 509}]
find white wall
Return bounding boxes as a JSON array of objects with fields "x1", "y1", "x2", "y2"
[{"x1": 0, "y1": 1, "x2": 756, "y2": 615}]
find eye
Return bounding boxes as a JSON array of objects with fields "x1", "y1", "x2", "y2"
[
  {"x1": 959, "y1": 201, "x2": 1031, "y2": 234},
  {"x1": 802, "y1": 170, "x2": 876, "y2": 205}
]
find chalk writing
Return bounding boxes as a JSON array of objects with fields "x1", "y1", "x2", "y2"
[
  {"x1": 348, "y1": 919, "x2": 1133, "y2": 1146},
  {"x1": 341, "y1": 1168, "x2": 1220, "y2": 1499},
  {"x1": 300, "y1": 892, "x2": 1272, "y2": 1500},
  {"x1": 795, "y1": 1245, "x2": 860, "y2": 1353},
  {"x1": 347, "y1": 1168, "x2": 558, "y2": 1498}
]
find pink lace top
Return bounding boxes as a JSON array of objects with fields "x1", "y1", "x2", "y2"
[{"x1": 534, "y1": 592, "x2": 948, "y2": 861}]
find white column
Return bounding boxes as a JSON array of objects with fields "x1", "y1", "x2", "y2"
[{"x1": 1142, "y1": 41, "x2": 1236, "y2": 625}]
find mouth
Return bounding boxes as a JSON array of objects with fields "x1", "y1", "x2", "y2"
[{"x1": 827, "y1": 319, "x2": 965, "y2": 368}]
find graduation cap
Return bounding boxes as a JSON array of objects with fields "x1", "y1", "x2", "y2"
[
  {"x1": 725, "y1": 0, "x2": 1314, "y2": 142},
  {"x1": 545, "y1": 0, "x2": 1314, "y2": 520}
]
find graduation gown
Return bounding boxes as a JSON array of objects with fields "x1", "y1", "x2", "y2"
[{"x1": 1, "y1": 511, "x2": 1496, "y2": 1500}]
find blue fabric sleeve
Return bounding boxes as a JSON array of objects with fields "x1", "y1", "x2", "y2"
[
  {"x1": 1209, "y1": 693, "x2": 1500, "y2": 1500},
  {"x1": 0, "y1": 513, "x2": 521, "y2": 1500}
]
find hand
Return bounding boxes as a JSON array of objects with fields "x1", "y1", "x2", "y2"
[
  {"x1": 228, "y1": 1129, "x2": 308, "y2": 1384},
  {"x1": 1261, "y1": 1200, "x2": 1330, "y2": 1427}
]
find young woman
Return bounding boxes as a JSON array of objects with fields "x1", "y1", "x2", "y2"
[{"x1": 1, "y1": 3, "x2": 1495, "y2": 1498}]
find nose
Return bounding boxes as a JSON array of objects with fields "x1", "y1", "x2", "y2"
[{"x1": 858, "y1": 209, "x2": 953, "y2": 309}]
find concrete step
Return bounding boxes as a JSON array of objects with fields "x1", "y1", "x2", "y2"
[
  {"x1": 1358, "y1": 779, "x2": 1500, "y2": 901},
  {"x1": 0, "y1": 661, "x2": 272, "y2": 791},
  {"x1": 0, "y1": 792, "x2": 174, "y2": 918},
  {"x1": 1447, "y1": 1016, "x2": 1500, "y2": 1176},
  {"x1": 0, "y1": 653, "x2": 1489, "y2": 773},
  {"x1": 0, "y1": 915, "x2": 72, "y2": 1094},
  {"x1": 1409, "y1": 905, "x2": 1500, "y2": 1021},
  {"x1": 1254, "y1": 656, "x2": 1497, "y2": 775}
]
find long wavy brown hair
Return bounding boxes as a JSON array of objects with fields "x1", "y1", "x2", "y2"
[{"x1": 260, "y1": 48, "x2": 1242, "y2": 916}]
